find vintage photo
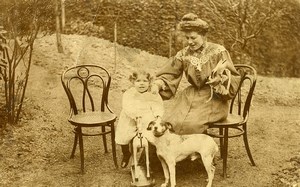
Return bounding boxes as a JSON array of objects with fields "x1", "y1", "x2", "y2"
[{"x1": 0, "y1": 0, "x2": 299, "y2": 186}]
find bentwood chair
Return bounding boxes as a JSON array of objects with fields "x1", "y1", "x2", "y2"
[
  {"x1": 61, "y1": 64, "x2": 118, "y2": 173},
  {"x1": 206, "y1": 64, "x2": 257, "y2": 178}
]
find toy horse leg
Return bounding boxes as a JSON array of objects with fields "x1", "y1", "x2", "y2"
[
  {"x1": 132, "y1": 138, "x2": 139, "y2": 181},
  {"x1": 145, "y1": 140, "x2": 150, "y2": 179}
]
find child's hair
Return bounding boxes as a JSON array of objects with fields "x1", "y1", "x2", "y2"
[{"x1": 129, "y1": 69, "x2": 153, "y2": 83}]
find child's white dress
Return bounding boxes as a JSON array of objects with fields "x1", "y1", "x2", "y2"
[{"x1": 115, "y1": 87, "x2": 164, "y2": 145}]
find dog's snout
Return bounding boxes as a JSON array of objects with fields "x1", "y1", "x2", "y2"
[{"x1": 154, "y1": 126, "x2": 158, "y2": 130}]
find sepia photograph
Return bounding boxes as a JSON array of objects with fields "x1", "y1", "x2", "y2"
[{"x1": 0, "y1": 0, "x2": 299, "y2": 186}]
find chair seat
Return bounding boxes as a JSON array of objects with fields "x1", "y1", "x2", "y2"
[
  {"x1": 211, "y1": 114, "x2": 244, "y2": 126},
  {"x1": 68, "y1": 111, "x2": 117, "y2": 127}
]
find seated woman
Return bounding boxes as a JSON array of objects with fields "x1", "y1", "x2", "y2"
[{"x1": 151, "y1": 13, "x2": 241, "y2": 135}]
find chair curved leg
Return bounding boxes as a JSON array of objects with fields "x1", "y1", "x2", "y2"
[
  {"x1": 219, "y1": 127, "x2": 224, "y2": 159},
  {"x1": 70, "y1": 129, "x2": 78, "y2": 159},
  {"x1": 222, "y1": 128, "x2": 229, "y2": 178},
  {"x1": 102, "y1": 126, "x2": 108, "y2": 153},
  {"x1": 78, "y1": 127, "x2": 85, "y2": 173},
  {"x1": 111, "y1": 122, "x2": 118, "y2": 168},
  {"x1": 243, "y1": 126, "x2": 256, "y2": 166}
]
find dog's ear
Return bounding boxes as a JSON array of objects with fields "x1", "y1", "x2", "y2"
[
  {"x1": 147, "y1": 121, "x2": 155, "y2": 130},
  {"x1": 164, "y1": 122, "x2": 175, "y2": 132}
]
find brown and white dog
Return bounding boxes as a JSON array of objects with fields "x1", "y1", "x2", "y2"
[{"x1": 144, "y1": 117, "x2": 218, "y2": 187}]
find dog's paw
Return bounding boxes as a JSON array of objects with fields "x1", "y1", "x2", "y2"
[{"x1": 160, "y1": 183, "x2": 168, "y2": 187}]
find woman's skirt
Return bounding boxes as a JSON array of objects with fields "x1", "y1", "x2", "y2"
[{"x1": 163, "y1": 85, "x2": 229, "y2": 135}]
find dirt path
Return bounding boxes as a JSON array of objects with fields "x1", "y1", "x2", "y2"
[{"x1": 0, "y1": 35, "x2": 299, "y2": 187}]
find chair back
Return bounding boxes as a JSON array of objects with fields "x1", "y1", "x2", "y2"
[
  {"x1": 61, "y1": 64, "x2": 112, "y2": 115},
  {"x1": 229, "y1": 64, "x2": 257, "y2": 121}
]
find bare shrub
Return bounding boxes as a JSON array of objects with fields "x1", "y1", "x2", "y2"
[{"x1": 0, "y1": 0, "x2": 54, "y2": 129}]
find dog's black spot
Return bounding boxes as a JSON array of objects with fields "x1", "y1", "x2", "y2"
[
  {"x1": 163, "y1": 121, "x2": 175, "y2": 132},
  {"x1": 147, "y1": 121, "x2": 155, "y2": 130}
]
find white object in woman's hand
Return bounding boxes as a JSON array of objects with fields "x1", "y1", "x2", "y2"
[{"x1": 212, "y1": 59, "x2": 227, "y2": 76}]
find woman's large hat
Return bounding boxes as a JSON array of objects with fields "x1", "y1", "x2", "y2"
[{"x1": 179, "y1": 13, "x2": 209, "y2": 34}]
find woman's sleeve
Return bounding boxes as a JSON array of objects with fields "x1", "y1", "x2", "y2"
[
  {"x1": 155, "y1": 52, "x2": 184, "y2": 100},
  {"x1": 122, "y1": 89, "x2": 138, "y2": 119},
  {"x1": 149, "y1": 94, "x2": 164, "y2": 117}
]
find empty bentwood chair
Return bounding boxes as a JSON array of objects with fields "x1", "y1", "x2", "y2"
[
  {"x1": 206, "y1": 64, "x2": 257, "y2": 178},
  {"x1": 61, "y1": 64, "x2": 118, "y2": 173}
]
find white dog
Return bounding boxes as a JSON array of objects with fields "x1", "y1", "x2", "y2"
[{"x1": 144, "y1": 117, "x2": 218, "y2": 187}]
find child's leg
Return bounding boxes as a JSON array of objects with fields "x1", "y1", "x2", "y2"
[
  {"x1": 121, "y1": 144, "x2": 130, "y2": 156},
  {"x1": 121, "y1": 144, "x2": 131, "y2": 168}
]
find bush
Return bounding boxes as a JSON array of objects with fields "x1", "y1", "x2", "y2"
[
  {"x1": 0, "y1": 0, "x2": 54, "y2": 128},
  {"x1": 63, "y1": 0, "x2": 300, "y2": 77}
]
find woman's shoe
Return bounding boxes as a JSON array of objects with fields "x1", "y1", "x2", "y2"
[{"x1": 121, "y1": 154, "x2": 131, "y2": 168}]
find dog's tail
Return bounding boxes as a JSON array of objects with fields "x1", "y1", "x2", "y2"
[
  {"x1": 208, "y1": 143, "x2": 219, "y2": 169},
  {"x1": 213, "y1": 144, "x2": 219, "y2": 156},
  {"x1": 211, "y1": 142, "x2": 219, "y2": 159}
]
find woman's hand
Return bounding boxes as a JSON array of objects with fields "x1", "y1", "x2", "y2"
[
  {"x1": 206, "y1": 73, "x2": 223, "y2": 87},
  {"x1": 150, "y1": 84, "x2": 160, "y2": 94},
  {"x1": 151, "y1": 79, "x2": 166, "y2": 94}
]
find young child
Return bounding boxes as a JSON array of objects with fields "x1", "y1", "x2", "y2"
[{"x1": 115, "y1": 69, "x2": 164, "y2": 168}]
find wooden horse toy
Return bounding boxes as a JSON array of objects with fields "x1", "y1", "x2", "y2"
[{"x1": 130, "y1": 116, "x2": 154, "y2": 187}]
